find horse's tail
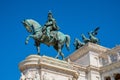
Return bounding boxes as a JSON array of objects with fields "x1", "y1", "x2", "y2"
[{"x1": 65, "y1": 35, "x2": 70, "y2": 51}]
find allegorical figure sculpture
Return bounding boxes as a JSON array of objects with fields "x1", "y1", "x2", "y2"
[
  {"x1": 81, "y1": 34, "x2": 90, "y2": 43},
  {"x1": 88, "y1": 27, "x2": 100, "y2": 44},
  {"x1": 22, "y1": 11, "x2": 70, "y2": 60},
  {"x1": 73, "y1": 27, "x2": 100, "y2": 50}
]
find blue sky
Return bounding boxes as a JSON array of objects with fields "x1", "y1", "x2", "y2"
[{"x1": 0, "y1": 0, "x2": 120, "y2": 79}]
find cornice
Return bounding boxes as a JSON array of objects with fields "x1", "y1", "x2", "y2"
[
  {"x1": 100, "y1": 61, "x2": 120, "y2": 73},
  {"x1": 71, "y1": 62, "x2": 87, "y2": 71},
  {"x1": 67, "y1": 42, "x2": 109, "y2": 62},
  {"x1": 19, "y1": 55, "x2": 78, "y2": 79},
  {"x1": 71, "y1": 62, "x2": 101, "y2": 72},
  {"x1": 105, "y1": 46, "x2": 120, "y2": 55},
  {"x1": 86, "y1": 65, "x2": 100, "y2": 72}
]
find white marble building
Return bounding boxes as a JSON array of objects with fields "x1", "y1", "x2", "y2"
[{"x1": 19, "y1": 42, "x2": 120, "y2": 80}]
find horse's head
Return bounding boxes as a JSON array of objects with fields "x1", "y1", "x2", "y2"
[
  {"x1": 22, "y1": 19, "x2": 42, "y2": 33},
  {"x1": 81, "y1": 34, "x2": 85, "y2": 40},
  {"x1": 73, "y1": 38, "x2": 80, "y2": 46},
  {"x1": 22, "y1": 19, "x2": 33, "y2": 33},
  {"x1": 73, "y1": 38, "x2": 85, "y2": 50}
]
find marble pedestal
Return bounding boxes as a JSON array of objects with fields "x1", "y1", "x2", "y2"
[{"x1": 19, "y1": 55, "x2": 78, "y2": 80}]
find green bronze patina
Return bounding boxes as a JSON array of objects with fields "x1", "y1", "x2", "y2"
[
  {"x1": 74, "y1": 27, "x2": 100, "y2": 50},
  {"x1": 22, "y1": 18, "x2": 70, "y2": 60},
  {"x1": 73, "y1": 38, "x2": 85, "y2": 50},
  {"x1": 88, "y1": 27, "x2": 100, "y2": 44},
  {"x1": 81, "y1": 34, "x2": 90, "y2": 43},
  {"x1": 43, "y1": 11, "x2": 60, "y2": 40}
]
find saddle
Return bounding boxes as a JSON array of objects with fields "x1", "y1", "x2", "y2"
[
  {"x1": 41, "y1": 29, "x2": 58, "y2": 42},
  {"x1": 49, "y1": 31, "x2": 58, "y2": 41}
]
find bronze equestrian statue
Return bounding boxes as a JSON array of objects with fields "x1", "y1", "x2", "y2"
[{"x1": 22, "y1": 11, "x2": 70, "y2": 60}]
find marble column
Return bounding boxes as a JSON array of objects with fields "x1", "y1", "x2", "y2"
[
  {"x1": 110, "y1": 74, "x2": 115, "y2": 80},
  {"x1": 107, "y1": 55, "x2": 112, "y2": 64},
  {"x1": 117, "y1": 52, "x2": 120, "y2": 61}
]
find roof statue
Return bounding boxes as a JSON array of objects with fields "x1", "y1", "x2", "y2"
[
  {"x1": 73, "y1": 27, "x2": 100, "y2": 50},
  {"x1": 88, "y1": 27, "x2": 100, "y2": 44},
  {"x1": 81, "y1": 34, "x2": 90, "y2": 43},
  {"x1": 73, "y1": 38, "x2": 85, "y2": 50},
  {"x1": 22, "y1": 11, "x2": 70, "y2": 60}
]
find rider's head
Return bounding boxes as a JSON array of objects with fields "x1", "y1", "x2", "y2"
[{"x1": 48, "y1": 10, "x2": 53, "y2": 20}]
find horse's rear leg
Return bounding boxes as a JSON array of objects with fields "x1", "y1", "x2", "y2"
[
  {"x1": 60, "y1": 52, "x2": 64, "y2": 60},
  {"x1": 58, "y1": 47, "x2": 64, "y2": 60},
  {"x1": 55, "y1": 49, "x2": 64, "y2": 60}
]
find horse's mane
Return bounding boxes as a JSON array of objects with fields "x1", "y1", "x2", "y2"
[{"x1": 28, "y1": 19, "x2": 42, "y2": 28}]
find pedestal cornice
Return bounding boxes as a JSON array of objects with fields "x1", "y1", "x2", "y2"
[{"x1": 19, "y1": 55, "x2": 79, "y2": 79}]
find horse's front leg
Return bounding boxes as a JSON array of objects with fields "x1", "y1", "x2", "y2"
[
  {"x1": 56, "y1": 48, "x2": 64, "y2": 60},
  {"x1": 25, "y1": 35, "x2": 34, "y2": 45},
  {"x1": 35, "y1": 41, "x2": 40, "y2": 55},
  {"x1": 55, "y1": 53, "x2": 59, "y2": 59}
]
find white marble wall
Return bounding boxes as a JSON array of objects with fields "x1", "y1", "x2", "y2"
[
  {"x1": 78, "y1": 71, "x2": 86, "y2": 80},
  {"x1": 20, "y1": 68, "x2": 40, "y2": 80},
  {"x1": 87, "y1": 70, "x2": 101, "y2": 80},
  {"x1": 41, "y1": 70, "x2": 72, "y2": 80},
  {"x1": 75, "y1": 53, "x2": 90, "y2": 66},
  {"x1": 74, "y1": 51, "x2": 101, "y2": 80},
  {"x1": 89, "y1": 51, "x2": 101, "y2": 67},
  {"x1": 74, "y1": 51, "x2": 101, "y2": 67}
]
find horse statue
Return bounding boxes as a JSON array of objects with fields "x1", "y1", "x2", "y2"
[
  {"x1": 88, "y1": 32, "x2": 99, "y2": 44},
  {"x1": 81, "y1": 34, "x2": 90, "y2": 43},
  {"x1": 88, "y1": 27, "x2": 100, "y2": 44},
  {"x1": 22, "y1": 19, "x2": 70, "y2": 60},
  {"x1": 73, "y1": 38, "x2": 85, "y2": 50}
]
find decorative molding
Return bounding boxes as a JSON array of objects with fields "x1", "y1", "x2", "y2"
[
  {"x1": 67, "y1": 42, "x2": 109, "y2": 62},
  {"x1": 19, "y1": 55, "x2": 79, "y2": 79},
  {"x1": 105, "y1": 46, "x2": 120, "y2": 55},
  {"x1": 100, "y1": 61, "x2": 120, "y2": 73},
  {"x1": 19, "y1": 43, "x2": 120, "y2": 80}
]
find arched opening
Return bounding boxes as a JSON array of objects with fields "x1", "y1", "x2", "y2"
[
  {"x1": 105, "y1": 76, "x2": 111, "y2": 80},
  {"x1": 114, "y1": 73, "x2": 120, "y2": 80}
]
